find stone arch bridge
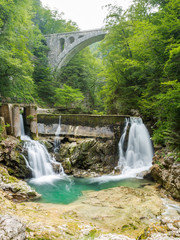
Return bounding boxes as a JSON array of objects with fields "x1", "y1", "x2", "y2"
[{"x1": 45, "y1": 29, "x2": 107, "y2": 70}]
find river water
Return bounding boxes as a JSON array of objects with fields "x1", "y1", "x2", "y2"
[
  {"x1": 20, "y1": 114, "x2": 154, "y2": 205},
  {"x1": 29, "y1": 176, "x2": 154, "y2": 204}
]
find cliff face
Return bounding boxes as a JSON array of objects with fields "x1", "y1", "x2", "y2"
[{"x1": 150, "y1": 148, "x2": 180, "y2": 200}]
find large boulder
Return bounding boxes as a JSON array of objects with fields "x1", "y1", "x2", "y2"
[{"x1": 57, "y1": 138, "x2": 118, "y2": 176}]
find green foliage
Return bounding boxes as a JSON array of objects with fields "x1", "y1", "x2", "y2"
[
  {"x1": 0, "y1": 122, "x2": 10, "y2": 141},
  {"x1": 0, "y1": 0, "x2": 179, "y2": 149},
  {"x1": 56, "y1": 47, "x2": 104, "y2": 111},
  {"x1": 0, "y1": 125, "x2": 4, "y2": 141},
  {"x1": 54, "y1": 84, "x2": 84, "y2": 108},
  {"x1": 32, "y1": 2, "x2": 78, "y2": 35},
  {"x1": 32, "y1": 39, "x2": 56, "y2": 106},
  {"x1": 0, "y1": 0, "x2": 36, "y2": 102},
  {"x1": 92, "y1": 110, "x2": 104, "y2": 115},
  {"x1": 98, "y1": 0, "x2": 180, "y2": 147},
  {"x1": 26, "y1": 115, "x2": 34, "y2": 120},
  {"x1": 84, "y1": 229, "x2": 100, "y2": 239},
  {"x1": 152, "y1": 81, "x2": 180, "y2": 147},
  {"x1": 0, "y1": 0, "x2": 79, "y2": 106}
]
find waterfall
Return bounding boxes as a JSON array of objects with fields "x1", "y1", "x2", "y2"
[
  {"x1": 118, "y1": 117, "x2": 153, "y2": 175},
  {"x1": 54, "y1": 116, "x2": 61, "y2": 153},
  {"x1": 20, "y1": 114, "x2": 64, "y2": 181},
  {"x1": 20, "y1": 114, "x2": 25, "y2": 136},
  {"x1": 23, "y1": 140, "x2": 55, "y2": 178},
  {"x1": 118, "y1": 118, "x2": 129, "y2": 170}
]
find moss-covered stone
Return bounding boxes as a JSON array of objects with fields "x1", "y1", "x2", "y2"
[
  {"x1": 0, "y1": 165, "x2": 40, "y2": 202},
  {"x1": 63, "y1": 158, "x2": 73, "y2": 174},
  {"x1": 151, "y1": 148, "x2": 180, "y2": 200},
  {"x1": 58, "y1": 138, "x2": 118, "y2": 176},
  {"x1": 0, "y1": 136, "x2": 31, "y2": 179}
]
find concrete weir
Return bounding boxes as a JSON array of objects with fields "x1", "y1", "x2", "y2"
[
  {"x1": 0, "y1": 104, "x2": 129, "y2": 140},
  {"x1": 37, "y1": 114, "x2": 129, "y2": 139}
]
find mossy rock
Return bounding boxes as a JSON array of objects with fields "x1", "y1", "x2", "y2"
[
  {"x1": 0, "y1": 137, "x2": 31, "y2": 179},
  {"x1": 63, "y1": 158, "x2": 73, "y2": 174}
]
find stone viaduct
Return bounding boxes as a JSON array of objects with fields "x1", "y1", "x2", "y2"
[{"x1": 45, "y1": 28, "x2": 107, "y2": 70}]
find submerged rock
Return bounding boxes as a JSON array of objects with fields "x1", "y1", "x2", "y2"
[{"x1": 0, "y1": 215, "x2": 26, "y2": 240}]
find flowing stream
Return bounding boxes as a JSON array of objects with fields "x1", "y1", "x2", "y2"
[
  {"x1": 20, "y1": 114, "x2": 64, "y2": 183},
  {"x1": 118, "y1": 117, "x2": 153, "y2": 176},
  {"x1": 54, "y1": 116, "x2": 61, "y2": 153},
  {"x1": 21, "y1": 114, "x2": 154, "y2": 204}
]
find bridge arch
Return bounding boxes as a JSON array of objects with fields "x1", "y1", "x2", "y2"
[{"x1": 45, "y1": 29, "x2": 107, "y2": 70}]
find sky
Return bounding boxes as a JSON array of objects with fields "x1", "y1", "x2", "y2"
[{"x1": 41, "y1": 0, "x2": 133, "y2": 30}]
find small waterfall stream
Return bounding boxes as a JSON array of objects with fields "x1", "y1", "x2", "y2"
[
  {"x1": 54, "y1": 116, "x2": 61, "y2": 153},
  {"x1": 20, "y1": 114, "x2": 64, "y2": 182},
  {"x1": 118, "y1": 118, "x2": 129, "y2": 171},
  {"x1": 118, "y1": 117, "x2": 153, "y2": 175}
]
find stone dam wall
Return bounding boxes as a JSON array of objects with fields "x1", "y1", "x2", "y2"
[
  {"x1": 37, "y1": 114, "x2": 129, "y2": 139},
  {"x1": 0, "y1": 104, "x2": 129, "y2": 140}
]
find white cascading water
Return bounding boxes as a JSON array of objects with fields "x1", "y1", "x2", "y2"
[
  {"x1": 20, "y1": 114, "x2": 25, "y2": 136},
  {"x1": 54, "y1": 116, "x2": 61, "y2": 153},
  {"x1": 118, "y1": 117, "x2": 153, "y2": 176},
  {"x1": 23, "y1": 140, "x2": 55, "y2": 178},
  {"x1": 20, "y1": 114, "x2": 64, "y2": 182},
  {"x1": 87, "y1": 117, "x2": 154, "y2": 184},
  {"x1": 118, "y1": 118, "x2": 129, "y2": 171}
]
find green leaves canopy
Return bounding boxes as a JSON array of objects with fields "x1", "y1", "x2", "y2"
[
  {"x1": 99, "y1": 0, "x2": 180, "y2": 147},
  {"x1": 0, "y1": 0, "x2": 79, "y2": 104},
  {"x1": 54, "y1": 84, "x2": 84, "y2": 108}
]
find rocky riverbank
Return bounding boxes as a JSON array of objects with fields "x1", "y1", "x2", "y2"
[
  {"x1": 150, "y1": 148, "x2": 180, "y2": 200},
  {"x1": 0, "y1": 176, "x2": 179, "y2": 240},
  {"x1": 0, "y1": 136, "x2": 179, "y2": 239},
  {"x1": 0, "y1": 136, "x2": 31, "y2": 179},
  {"x1": 1, "y1": 136, "x2": 179, "y2": 200},
  {"x1": 0, "y1": 165, "x2": 40, "y2": 202}
]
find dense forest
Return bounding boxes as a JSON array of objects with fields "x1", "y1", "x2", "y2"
[{"x1": 0, "y1": 0, "x2": 179, "y2": 148}]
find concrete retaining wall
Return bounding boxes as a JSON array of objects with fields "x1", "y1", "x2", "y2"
[{"x1": 37, "y1": 114, "x2": 129, "y2": 139}]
